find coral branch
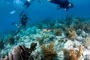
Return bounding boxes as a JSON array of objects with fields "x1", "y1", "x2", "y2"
[
  {"x1": 41, "y1": 41, "x2": 58, "y2": 60},
  {"x1": 61, "y1": 45, "x2": 82, "y2": 60}
]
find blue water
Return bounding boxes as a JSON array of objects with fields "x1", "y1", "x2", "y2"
[{"x1": 0, "y1": 0, "x2": 90, "y2": 36}]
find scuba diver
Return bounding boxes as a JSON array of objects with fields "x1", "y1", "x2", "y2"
[
  {"x1": 48, "y1": 0, "x2": 74, "y2": 11},
  {"x1": 19, "y1": 14, "x2": 28, "y2": 31},
  {"x1": 10, "y1": 0, "x2": 41, "y2": 16},
  {"x1": 11, "y1": 14, "x2": 30, "y2": 35}
]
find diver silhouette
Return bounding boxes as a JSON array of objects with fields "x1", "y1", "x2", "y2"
[
  {"x1": 48, "y1": 0, "x2": 74, "y2": 11},
  {"x1": 10, "y1": 0, "x2": 41, "y2": 16},
  {"x1": 11, "y1": 14, "x2": 32, "y2": 35}
]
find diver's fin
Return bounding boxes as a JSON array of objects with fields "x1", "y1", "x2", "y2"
[
  {"x1": 10, "y1": 11, "x2": 16, "y2": 14},
  {"x1": 19, "y1": 10, "x2": 24, "y2": 17},
  {"x1": 15, "y1": 30, "x2": 20, "y2": 35}
]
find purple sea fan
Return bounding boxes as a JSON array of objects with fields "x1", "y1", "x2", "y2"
[{"x1": 12, "y1": 46, "x2": 22, "y2": 60}]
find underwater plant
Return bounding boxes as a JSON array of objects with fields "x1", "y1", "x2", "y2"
[
  {"x1": 0, "y1": 43, "x2": 37, "y2": 60},
  {"x1": 73, "y1": 19, "x2": 90, "y2": 33},
  {"x1": 19, "y1": 43, "x2": 37, "y2": 60},
  {"x1": 49, "y1": 22, "x2": 55, "y2": 28},
  {"x1": 73, "y1": 20, "x2": 85, "y2": 31},
  {"x1": 29, "y1": 43, "x2": 37, "y2": 53},
  {"x1": 61, "y1": 45, "x2": 82, "y2": 60},
  {"x1": 64, "y1": 26, "x2": 75, "y2": 40},
  {"x1": 54, "y1": 28, "x2": 62, "y2": 36},
  {"x1": 36, "y1": 36, "x2": 45, "y2": 45},
  {"x1": 41, "y1": 18, "x2": 51, "y2": 24},
  {"x1": 83, "y1": 22, "x2": 90, "y2": 33},
  {"x1": 36, "y1": 23, "x2": 43, "y2": 29},
  {"x1": 58, "y1": 18, "x2": 66, "y2": 24},
  {"x1": 76, "y1": 17, "x2": 87, "y2": 22},
  {"x1": 15, "y1": 36, "x2": 20, "y2": 40},
  {"x1": 41, "y1": 41, "x2": 58, "y2": 60},
  {"x1": 0, "y1": 40, "x2": 4, "y2": 49},
  {"x1": 65, "y1": 15, "x2": 73, "y2": 27},
  {"x1": 7, "y1": 35, "x2": 15, "y2": 45}
]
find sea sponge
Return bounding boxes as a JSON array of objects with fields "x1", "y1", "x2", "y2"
[
  {"x1": 41, "y1": 41, "x2": 58, "y2": 60},
  {"x1": 61, "y1": 45, "x2": 82, "y2": 60},
  {"x1": 84, "y1": 36, "x2": 90, "y2": 48},
  {"x1": 19, "y1": 43, "x2": 37, "y2": 60},
  {"x1": 12, "y1": 46, "x2": 22, "y2": 60},
  {"x1": 29, "y1": 43, "x2": 37, "y2": 53},
  {"x1": 64, "y1": 26, "x2": 75, "y2": 40},
  {"x1": 54, "y1": 28, "x2": 62, "y2": 36}
]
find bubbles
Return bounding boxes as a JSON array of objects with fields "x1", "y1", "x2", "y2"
[
  {"x1": 27, "y1": 0, "x2": 30, "y2": 2},
  {"x1": 13, "y1": 0, "x2": 23, "y2": 8}
]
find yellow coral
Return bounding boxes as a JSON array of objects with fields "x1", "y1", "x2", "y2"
[
  {"x1": 61, "y1": 45, "x2": 82, "y2": 60},
  {"x1": 41, "y1": 41, "x2": 58, "y2": 60},
  {"x1": 36, "y1": 36, "x2": 45, "y2": 45},
  {"x1": 64, "y1": 26, "x2": 75, "y2": 40},
  {"x1": 54, "y1": 28, "x2": 62, "y2": 36}
]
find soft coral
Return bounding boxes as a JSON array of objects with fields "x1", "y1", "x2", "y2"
[{"x1": 61, "y1": 45, "x2": 82, "y2": 60}]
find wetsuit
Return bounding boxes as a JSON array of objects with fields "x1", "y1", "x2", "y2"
[
  {"x1": 20, "y1": 15, "x2": 28, "y2": 30},
  {"x1": 21, "y1": 15, "x2": 27, "y2": 26},
  {"x1": 50, "y1": 0, "x2": 69, "y2": 10},
  {"x1": 19, "y1": 1, "x2": 31, "y2": 17},
  {"x1": 24, "y1": 1, "x2": 31, "y2": 8},
  {"x1": 15, "y1": 15, "x2": 27, "y2": 35}
]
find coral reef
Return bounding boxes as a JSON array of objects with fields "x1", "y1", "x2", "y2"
[
  {"x1": 36, "y1": 36, "x2": 45, "y2": 45},
  {"x1": 15, "y1": 36, "x2": 20, "y2": 40},
  {"x1": 0, "y1": 43, "x2": 37, "y2": 60},
  {"x1": 49, "y1": 22, "x2": 55, "y2": 28},
  {"x1": 84, "y1": 36, "x2": 90, "y2": 48},
  {"x1": 64, "y1": 26, "x2": 75, "y2": 40},
  {"x1": 83, "y1": 22, "x2": 90, "y2": 33},
  {"x1": 42, "y1": 28, "x2": 51, "y2": 35},
  {"x1": 19, "y1": 43, "x2": 37, "y2": 60},
  {"x1": 1, "y1": 17, "x2": 90, "y2": 60},
  {"x1": 73, "y1": 19, "x2": 90, "y2": 33},
  {"x1": 0, "y1": 39, "x2": 4, "y2": 49},
  {"x1": 41, "y1": 18, "x2": 51, "y2": 24},
  {"x1": 29, "y1": 43, "x2": 37, "y2": 53},
  {"x1": 54, "y1": 28, "x2": 62, "y2": 36},
  {"x1": 7, "y1": 35, "x2": 15, "y2": 45},
  {"x1": 36, "y1": 23, "x2": 43, "y2": 29},
  {"x1": 65, "y1": 15, "x2": 73, "y2": 27},
  {"x1": 41, "y1": 41, "x2": 58, "y2": 60},
  {"x1": 61, "y1": 45, "x2": 82, "y2": 60},
  {"x1": 73, "y1": 20, "x2": 82, "y2": 30}
]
